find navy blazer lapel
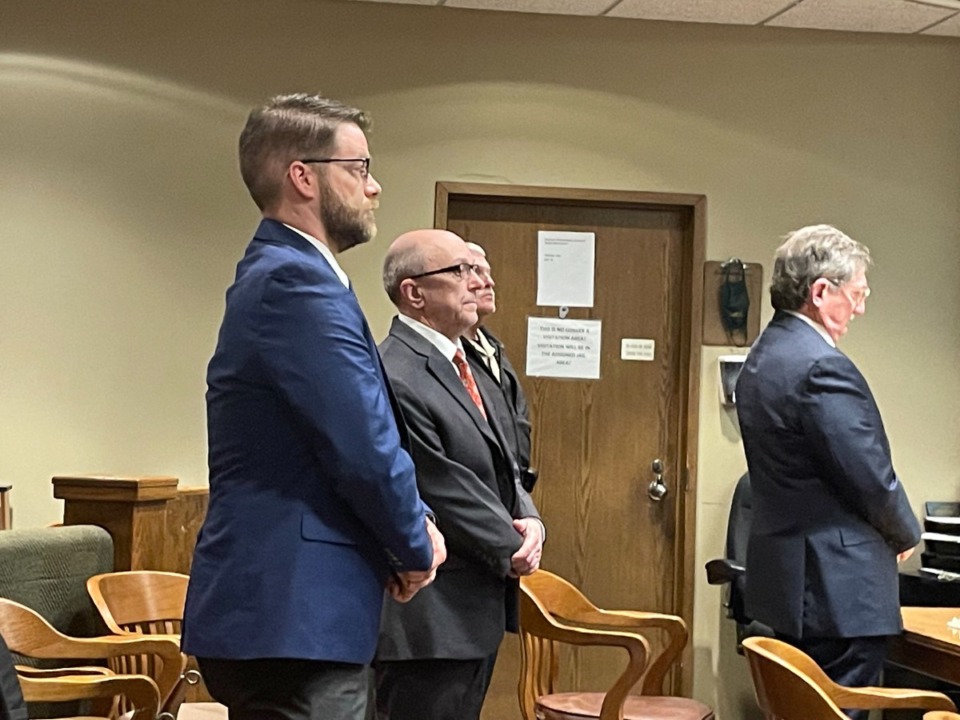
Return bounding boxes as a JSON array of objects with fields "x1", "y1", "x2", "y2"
[{"x1": 390, "y1": 319, "x2": 501, "y2": 449}]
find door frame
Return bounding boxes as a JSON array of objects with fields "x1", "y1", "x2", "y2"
[{"x1": 435, "y1": 181, "x2": 706, "y2": 693}]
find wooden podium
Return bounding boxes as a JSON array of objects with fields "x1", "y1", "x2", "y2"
[{"x1": 53, "y1": 475, "x2": 208, "y2": 574}]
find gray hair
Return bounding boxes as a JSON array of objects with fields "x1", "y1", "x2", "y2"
[
  {"x1": 465, "y1": 242, "x2": 486, "y2": 257},
  {"x1": 238, "y1": 93, "x2": 370, "y2": 212},
  {"x1": 383, "y1": 245, "x2": 427, "y2": 306},
  {"x1": 769, "y1": 224, "x2": 872, "y2": 311}
]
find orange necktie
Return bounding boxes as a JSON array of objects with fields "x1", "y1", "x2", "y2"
[{"x1": 453, "y1": 350, "x2": 487, "y2": 420}]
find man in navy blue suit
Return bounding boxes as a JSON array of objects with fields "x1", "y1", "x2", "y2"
[
  {"x1": 182, "y1": 94, "x2": 445, "y2": 720},
  {"x1": 736, "y1": 224, "x2": 920, "y2": 719}
]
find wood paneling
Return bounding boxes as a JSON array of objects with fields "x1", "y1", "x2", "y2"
[{"x1": 54, "y1": 475, "x2": 207, "y2": 574}]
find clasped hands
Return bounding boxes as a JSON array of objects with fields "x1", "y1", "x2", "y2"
[
  {"x1": 508, "y1": 517, "x2": 543, "y2": 578},
  {"x1": 387, "y1": 514, "x2": 544, "y2": 602},
  {"x1": 387, "y1": 517, "x2": 446, "y2": 603}
]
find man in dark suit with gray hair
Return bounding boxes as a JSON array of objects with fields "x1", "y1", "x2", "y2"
[
  {"x1": 736, "y1": 224, "x2": 920, "y2": 719},
  {"x1": 375, "y1": 228, "x2": 544, "y2": 720}
]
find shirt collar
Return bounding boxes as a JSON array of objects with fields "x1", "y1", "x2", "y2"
[
  {"x1": 785, "y1": 310, "x2": 835, "y2": 348},
  {"x1": 398, "y1": 313, "x2": 463, "y2": 364},
  {"x1": 282, "y1": 223, "x2": 349, "y2": 289},
  {"x1": 470, "y1": 328, "x2": 497, "y2": 359}
]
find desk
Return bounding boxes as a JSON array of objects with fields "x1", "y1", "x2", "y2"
[{"x1": 889, "y1": 607, "x2": 960, "y2": 685}]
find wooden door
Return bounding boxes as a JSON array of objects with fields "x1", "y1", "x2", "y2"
[{"x1": 435, "y1": 183, "x2": 704, "y2": 719}]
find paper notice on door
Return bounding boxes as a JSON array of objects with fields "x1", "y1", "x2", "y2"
[
  {"x1": 621, "y1": 338, "x2": 655, "y2": 361},
  {"x1": 526, "y1": 317, "x2": 601, "y2": 379},
  {"x1": 536, "y1": 230, "x2": 595, "y2": 308}
]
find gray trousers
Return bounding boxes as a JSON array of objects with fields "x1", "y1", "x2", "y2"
[{"x1": 198, "y1": 656, "x2": 371, "y2": 720}]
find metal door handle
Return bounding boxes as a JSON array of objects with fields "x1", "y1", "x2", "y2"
[{"x1": 648, "y1": 458, "x2": 668, "y2": 502}]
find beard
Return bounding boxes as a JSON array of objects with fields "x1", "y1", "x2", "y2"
[{"x1": 319, "y1": 180, "x2": 376, "y2": 253}]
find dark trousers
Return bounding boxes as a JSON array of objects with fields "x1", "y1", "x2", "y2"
[
  {"x1": 197, "y1": 656, "x2": 371, "y2": 720},
  {"x1": 374, "y1": 652, "x2": 498, "y2": 720},
  {"x1": 775, "y1": 633, "x2": 889, "y2": 720}
]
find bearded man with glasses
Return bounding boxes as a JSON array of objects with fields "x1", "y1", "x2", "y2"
[
  {"x1": 182, "y1": 94, "x2": 445, "y2": 720},
  {"x1": 735, "y1": 224, "x2": 920, "y2": 720}
]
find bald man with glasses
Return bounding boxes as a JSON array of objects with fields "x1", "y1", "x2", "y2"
[{"x1": 375, "y1": 228, "x2": 543, "y2": 720}]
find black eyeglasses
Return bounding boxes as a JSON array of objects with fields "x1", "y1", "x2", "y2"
[
  {"x1": 300, "y1": 157, "x2": 370, "y2": 179},
  {"x1": 408, "y1": 263, "x2": 481, "y2": 281}
]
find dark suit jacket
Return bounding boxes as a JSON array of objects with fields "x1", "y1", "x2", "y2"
[
  {"x1": 736, "y1": 311, "x2": 920, "y2": 639},
  {"x1": 463, "y1": 328, "x2": 532, "y2": 481},
  {"x1": 377, "y1": 318, "x2": 541, "y2": 661},
  {"x1": 182, "y1": 219, "x2": 433, "y2": 665}
]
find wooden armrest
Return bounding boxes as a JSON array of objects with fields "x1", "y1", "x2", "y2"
[
  {"x1": 831, "y1": 686, "x2": 956, "y2": 711},
  {"x1": 541, "y1": 614, "x2": 650, "y2": 720},
  {"x1": 39, "y1": 635, "x2": 185, "y2": 710},
  {"x1": 16, "y1": 665, "x2": 113, "y2": 678},
  {"x1": 558, "y1": 608, "x2": 686, "y2": 694},
  {"x1": 19, "y1": 672, "x2": 159, "y2": 710}
]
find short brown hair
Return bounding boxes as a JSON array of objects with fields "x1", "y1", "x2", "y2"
[{"x1": 238, "y1": 93, "x2": 370, "y2": 211}]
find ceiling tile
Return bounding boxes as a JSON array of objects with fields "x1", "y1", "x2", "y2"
[
  {"x1": 607, "y1": 0, "x2": 794, "y2": 24},
  {"x1": 443, "y1": 0, "x2": 614, "y2": 15},
  {"x1": 921, "y1": 10, "x2": 960, "y2": 34},
  {"x1": 767, "y1": 0, "x2": 955, "y2": 33}
]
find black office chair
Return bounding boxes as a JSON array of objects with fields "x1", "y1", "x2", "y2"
[{"x1": 705, "y1": 472, "x2": 774, "y2": 651}]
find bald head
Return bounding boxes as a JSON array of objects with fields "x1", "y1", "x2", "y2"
[{"x1": 383, "y1": 229, "x2": 483, "y2": 340}]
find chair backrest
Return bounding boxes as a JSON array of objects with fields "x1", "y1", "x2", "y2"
[
  {"x1": 724, "y1": 473, "x2": 752, "y2": 624},
  {"x1": 87, "y1": 571, "x2": 190, "y2": 717},
  {"x1": 519, "y1": 570, "x2": 656, "y2": 720},
  {"x1": 87, "y1": 571, "x2": 188, "y2": 636},
  {"x1": 741, "y1": 636, "x2": 847, "y2": 720},
  {"x1": 519, "y1": 569, "x2": 608, "y2": 715},
  {"x1": 0, "y1": 525, "x2": 114, "y2": 717},
  {"x1": 0, "y1": 526, "x2": 113, "y2": 640}
]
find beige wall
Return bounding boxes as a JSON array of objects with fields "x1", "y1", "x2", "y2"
[{"x1": 2, "y1": 1, "x2": 959, "y2": 716}]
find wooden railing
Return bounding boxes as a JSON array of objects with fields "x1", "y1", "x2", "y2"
[{"x1": 53, "y1": 475, "x2": 208, "y2": 574}]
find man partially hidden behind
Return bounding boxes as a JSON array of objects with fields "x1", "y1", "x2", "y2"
[
  {"x1": 461, "y1": 242, "x2": 537, "y2": 493},
  {"x1": 736, "y1": 224, "x2": 920, "y2": 720},
  {"x1": 375, "y1": 229, "x2": 544, "y2": 720},
  {"x1": 182, "y1": 94, "x2": 445, "y2": 720}
]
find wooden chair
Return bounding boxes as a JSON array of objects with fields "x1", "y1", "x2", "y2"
[
  {"x1": 0, "y1": 597, "x2": 180, "y2": 719},
  {"x1": 19, "y1": 672, "x2": 160, "y2": 719},
  {"x1": 742, "y1": 636, "x2": 956, "y2": 719},
  {"x1": 87, "y1": 571, "x2": 206, "y2": 716},
  {"x1": 519, "y1": 569, "x2": 714, "y2": 720},
  {"x1": 87, "y1": 571, "x2": 188, "y2": 638}
]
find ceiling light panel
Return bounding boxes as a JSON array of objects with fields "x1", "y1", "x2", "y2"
[
  {"x1": 607, "y1": 0, "x2": 795, "y2": 24},
  {"x1": 444, "y1": 0, "x2": 615, "y2": 15},
  {"x1": 767, "y1": 0, "x2": 954, "y2": 33}
]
